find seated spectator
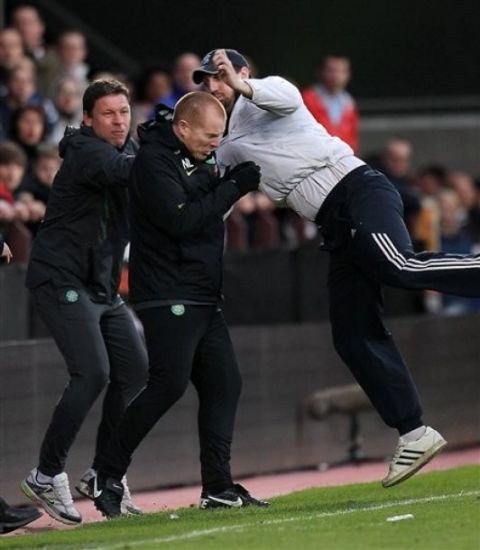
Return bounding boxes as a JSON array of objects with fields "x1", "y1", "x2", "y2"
[
  {"x1": 410, "y1": 164, "x2": 449, "y2": 253},
  {"x1": 0, "y1": 141, "x2": 39, "y2": 262},
  {"x1": 49, "y1": 30, "x2": 90, "y2": 95},
  {"x1": 17, "y1": 144, "x2": 60, "y2": 208},
  {"x1": 47, "y1": 76, "x2": 83, "y2": 144},
  {"x1": 375, "y1": 138, "x2": 422, "y2": 233},
  {"x1": 302, "y1": 54, "x2": 358, "y2": 151},
  {"x1": 10, "y1": 104, "x2": 47, "y2": 177},
  {"x1": 10, "y1": 4, "x2": 58, "y2": 99},
  {"x1": 0, "y1": 65, "x2": 57, "y2": 136},
  {"x1": 252, "y1": 192, "x2": 281, "y2": 249},
  {"x1": 438, "y1": 189, "x2": 478, "y2": 314},
  {"x1": 171, "y1": 52, "x2": 201, "y2": 102},
  {"x1": 0, "y1": 27, "x2": 25, "y2": 96},
  {"x1": 134, "y1": 65, "x2": 175, "y2": 124},
  {"x1": 446, "y1": 170, "x2": 480, "y2": 245}
]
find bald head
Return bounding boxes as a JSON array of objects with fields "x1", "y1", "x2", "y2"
[
  {"x1": 173, "y1": 91, "x2": 225, "y2": 127},
  {"x1": 173, "y1": 92, "x2": 226, "y2": 161}
]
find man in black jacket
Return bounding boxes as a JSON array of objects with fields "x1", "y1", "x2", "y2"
[
  {"x1": 94, "y1": 92, "x2": 268, "y2": 517},
  {"x1": 20, "y1": 79, "x2": 148, "y2": 524}
]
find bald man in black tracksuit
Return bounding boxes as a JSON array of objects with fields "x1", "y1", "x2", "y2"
[{"x1": 95, "y1": 95, "x2": 269, "y2": 517}]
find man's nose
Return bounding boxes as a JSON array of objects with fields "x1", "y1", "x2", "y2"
[{"x1": 112, "y1": 113, "x2": 124, "y2": 124}]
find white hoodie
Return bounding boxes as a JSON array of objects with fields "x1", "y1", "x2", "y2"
[{"x1": 217, "y1": 76, "x2": 365, "y2": 221}]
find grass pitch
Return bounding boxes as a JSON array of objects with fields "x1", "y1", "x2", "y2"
[{"x1": 2, "y1": 465, "x2": 479, "y2": 549}]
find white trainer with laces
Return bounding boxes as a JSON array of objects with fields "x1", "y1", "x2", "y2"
[
  {"x1": 21, "y1": 469, "x2": 82, "y2": 525},
  {"x1": 76, "y1": 468, "x2": 142, "y2": 515},
  {"x1": 121, "y1": 475, "x2": 143, "y2": 515},
  {"x1": 382, "y1": 426, "x2": 447, "y2": 488}
]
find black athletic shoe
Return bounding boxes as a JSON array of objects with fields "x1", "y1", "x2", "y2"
[
  {"x1": 234, "y1": 484, "x2": 270, "y2": 507},
  {"x1": 200, "y1": 484, "x2": 269, "y2": 509},
  {"x1": 0, "y1": 498, "x2": 42, "y2": 534},
  {"x1": 94, "y1": 477, "x2": 123, "y2": 519}
]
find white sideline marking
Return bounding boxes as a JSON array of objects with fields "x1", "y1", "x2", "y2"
[{"x1": 94, "y1": 490, "x2": 479, "y2": 549}]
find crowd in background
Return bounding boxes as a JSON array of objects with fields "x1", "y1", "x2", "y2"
[{"x1": 0, "y1": 4, "x2": 479, "y2": 316}]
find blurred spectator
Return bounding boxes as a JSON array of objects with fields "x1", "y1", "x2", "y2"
[
  {"x1": 50, "y1": 30, "x2": 89, "y2": 94},
  {"x1": 446, "y1": 170, "x2": 480, "y2": 245},
  {"x1": 0, "y1": 65, "x2": 57, "y2": 136},
  {"x1": 132, "y1": 65, "x2": 175, "y2": 127},
  {"x1": 437, "y1": 189, "x2": 478, "y2": 314},
  {"x1": 225, "y1": 194, "x2": 255, "y2": 251},
  {"x1": 47, "y1": 76, "x2": 83, "y2": 144},
  {"x1": 0, "y1": 141, "x2": 34, "y2": 261},
  {"x1": 302, "y1": 54, "x2": 358, "y2": 151},
  {"x1": 470, "y1": 179, "x2": 480, "y2": 248},
  {"x1": 10, "y1": 104, "x2": 47, "y2": 177},
  {"x1": 171, "y1": 52, "x2": 201, "y2": 101},
  {"x1": 376, "y1": 138, "x2": 421, "y2": 234},
  {"x1": 10, "y1": 4, "x2": 47, "y2": 60},
  {"x1": 10, "y1": 4, "x2": 58, "y2": 98},
  {"x1": 17, "y1": 144, "x2": 60, "y2": 207},
  {"x1": 0, "y1": 27, "x2": 25, "y2": 96}
]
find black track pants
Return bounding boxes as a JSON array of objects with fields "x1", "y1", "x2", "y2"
[
  {"x1": 317, "y1": 165, "x2": 480, "y2": 434},
  {"x1": 31, "y1": 282, "x2": 148, "y2": 476},
  {"x1": 97, "y1": 305, "x2": 242, "y2": 494}
]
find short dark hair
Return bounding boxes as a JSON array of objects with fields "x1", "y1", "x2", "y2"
[
  {"x1": 0, "y1": 141, "x2": 27, "y2": 168},
  {"x1": 82, "y1": 79, "x2": 130, "y2": 116}
]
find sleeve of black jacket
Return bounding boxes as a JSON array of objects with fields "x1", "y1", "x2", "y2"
[
  {"x1": 132, "y1": 147, "x2": 242, "y2": 239},
  {"x1": 80, "y1": 139, "x2": 136, "y2": 188}
]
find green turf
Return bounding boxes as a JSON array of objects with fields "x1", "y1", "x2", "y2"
[{"x1": 2, "y1": 466, "x2": 479, "y2": 550}]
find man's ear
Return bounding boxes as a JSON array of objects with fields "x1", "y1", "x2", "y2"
[
  {"x1": 239, "y1": 66, "x2": 250, "y2": 79},
  {"x1": 176, "y1": 119, "x2": 189, "y2": 137},
  {"x1": 83, "y1": 112, "x2": 92, "y2": 127}
]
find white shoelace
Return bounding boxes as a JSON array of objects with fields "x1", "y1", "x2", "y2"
[{"x1": 54, "y1": 475, "x2": 75, "y2": 506}]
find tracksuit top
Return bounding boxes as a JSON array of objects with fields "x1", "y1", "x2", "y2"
[{"x1": 217, "y1": 76, "x2": 365, "y2": 221}]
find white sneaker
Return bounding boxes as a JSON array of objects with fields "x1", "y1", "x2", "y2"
[
  {"x1": 76, "y1": 469, "x2": 142, "y2": 515},
  {"x1": 21, "y1": 469, "x2": 82, "y2": 525},
  {"x1": 121, "y1": 476, "x2": 143, "y2": 515},
  {"x1": 382, "y1": 427, "x2": 447, "y2": 488}
]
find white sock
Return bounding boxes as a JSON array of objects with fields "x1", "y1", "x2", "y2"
[
  {"x1": 401, "y1": 425, "x2": 427, "y2": 443},
  {"x1": 36, "y1": 470, "x2": 54, "y2": 484}
]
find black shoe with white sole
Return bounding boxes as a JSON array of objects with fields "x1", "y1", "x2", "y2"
[
  {"x1": 0, "y1": 498, "x2": 42, "y2": 534},
  {"x1": 94, "y1": 477, "x2": 124, "y2": 519},
  {"x1": 200, "y1": 484, "x2": 269, "y2": 509}
]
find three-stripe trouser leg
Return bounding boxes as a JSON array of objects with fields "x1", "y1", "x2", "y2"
[
  {"x1": 328, "y1": 246, "x2": 424, "y2": 433},
  {"x1": 348, "y1": 175, "x2": 480, "y2": 297}
]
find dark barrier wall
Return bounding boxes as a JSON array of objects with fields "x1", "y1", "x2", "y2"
[
  {"x1": 1, "y1": 314, "x2": 479, "y2": 504},
  {"x1": 0, "y1": 244, "x2": 423, "y2": 340}
]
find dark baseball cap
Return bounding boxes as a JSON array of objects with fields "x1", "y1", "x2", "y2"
[{"x1": 193, "y1": 49, "x2": 249, "y2": 84}]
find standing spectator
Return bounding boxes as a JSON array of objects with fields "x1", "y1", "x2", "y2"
[
  {"x1": 302, "y1": 54, "x2": 359, "y2": 151},
  {"x1": 171, "y1": 52, "x2": 201, "y2": 101},
  {"x1": 20, "y1": 79, "x2": 148, "y2": 524},
  {"x1": 47, "y1": 77, "x2": 83, "y2": 145}
]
